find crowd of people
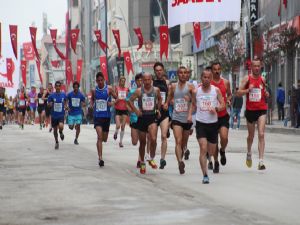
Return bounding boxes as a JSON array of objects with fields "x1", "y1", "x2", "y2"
[{"x1": 1, "y1": 58, "x2": 279, "y2": 184}]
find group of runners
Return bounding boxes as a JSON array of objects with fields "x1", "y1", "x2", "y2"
[{"x1": 1, "y1": 58, "x2": 269, "y2": 184}]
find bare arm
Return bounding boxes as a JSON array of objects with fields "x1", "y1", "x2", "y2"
[
  {"x1": 164, "y1": 83, "x2": 174, "y2": 110},
  {"x1": 225, "y1": 79, "x2": 232, "y2": 105},
  {"x1": 236, "y1": 76, "x2": 250, "y2": 97},
  {"x1": 128, "y1": 88, "x2": 141, "y2": 116},
  {"x1": 156, "y1": 87, "x2": 162, "y2": 110},
  {"x1": 109, "y1": 86, "x2": 118, "y2": 100},
  {"x1": 216, "y1": 88, "x2": 225, "y2": 112},
  {"x1": 187, "y1": 84, "x2": 195, "y2": 123}
]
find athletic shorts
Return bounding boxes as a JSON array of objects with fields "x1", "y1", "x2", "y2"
[
  {"x1": 68, "y1": 114, "x2": 82, "y2": 125},
  {"x1": 26, "y1": 106, "x2": 30, "y2": 111},
  {"x1": 217, "y1": 114, "x2": 230, "y2": 130},
  {"x1": 18, "y1": 108, "x2": 26, "y2": 116},
  {"x1": 45, "y1": 106, "x2": 51, "y2": 117},
  {"x1": 7, "y1": 109, "x2": 14, "y2": 115},
  {"x1": 115, "y1": 109, "x2": 128, "y2": 116},
  {"x1": 51, "y1": 117, "x2": 64, "y2": 127},
  {"x1": 30, "y1": 106, "x2": 37, "y2": 112},
  {"x1": 0, "y1": 106, "x2": 5, "y2": 113},
  {"x1": 155, "y1": 110, "x2": 169, "y2": 125},
  {"x1": 137, "y1": 114, "x2": 156, "y2": 133},
  {"x1": 245, "y1": 110, "x2": 267, "y2": 124},
  {"x1": 37, "y1": 106, "x2": 45, "y2": 114},
  {"x1": 130, "y1": 121, "x2": 139, "y2": 130},
  {"x1": 196, "y1": 121, "x2": 218, "y2": 144},
  {"x1": 171, "y1": 120, "x2": 193, "y2": 131},
  {"x1": 94, "y1": 117, "x2": 111, "y2": 132}
]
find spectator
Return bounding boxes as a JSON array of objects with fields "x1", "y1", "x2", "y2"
[
  {"x1": 276, "y1": 82, "x2": 285, "y2": 120},
  {"x1": 230, "y1": 88, "x2": 243, "y2": 129}
]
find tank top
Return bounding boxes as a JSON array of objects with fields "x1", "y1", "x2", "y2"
[
  {"x1": 246, "y1": 75, "x2": 268, "y2": 111},
  {"x1": 196, "y1": 85, "x2": 218, "y2": 124},
  {"x1": 18, "y1": 92, "x2": 27, "y2": 109},
  {"x1": 94, "y1": 85, "x2": 111, "y2": 118},
  {"x1": 211, "y1": 78, "x2": 228, "y2": 117},
  {"x1": 138, "y1": 87, "x2": 156, "y2": 116},
  {"x1": 153, "y1": 79, "x2": 168, "y2": 106},
  {"x1": 115, "y1": 86, "x2": 129, "y2": 110},
  {"x1": 38, "y1": 93, "x2": 46, "y2": 107},
  {"x1": 172, "y1": 83, "x2": 191, "y2": 123}
]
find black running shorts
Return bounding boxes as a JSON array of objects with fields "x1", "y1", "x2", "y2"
[
  {"x1": 245, "y1": 110, "x2": 267, "y2": 124},
  {"x1": 217, "y1": 114, "x2": 230, "y2": 130},
  {"x1": 196, "y1": 121, "x2": 218, "y2": 144},
  {"x1": 171, "y1": 120, "x2": 193, "y2": 131},
  {"x1": 94, "y1": 117, "x2": 111, "y2": 132},
  {"x1": 137, "y1": 114, "x2": 156, "y2": 133}
]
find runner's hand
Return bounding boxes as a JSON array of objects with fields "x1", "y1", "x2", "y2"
[
  {"x1": 136, "y1": 110, "x2": 142, "y2": 117},
  {"x1": 162, "y1": 103, "x2": 168, "y2": 111},
  {"x1": 187, "y1": 114, "x2": 192, "y2": 123},
  {"x1": 156, "y1": 110, "x2": 161, "y2": 119},
  {"x1": 209, "y1": 107, "x2": 217, "y2": 114}
]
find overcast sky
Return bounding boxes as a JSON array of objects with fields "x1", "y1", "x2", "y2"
[{"x1": 0, "y1": 0, "x2": 67, "y2": 44}]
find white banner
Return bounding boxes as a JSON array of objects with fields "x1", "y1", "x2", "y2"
[{"x1": 168, "y1": 0, "x2": 242, "y2": 28}]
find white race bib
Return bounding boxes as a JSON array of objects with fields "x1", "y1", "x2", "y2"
[
  {"x1": 0, "y1": 98, "x2": 4, "y2": 104},
  {"x1": 54, "y1": 103, "x2": 63, "y2": 112},
  {"x1": 30, "y1": 98, "x2": 35, "y2": 104},
  {"x1": 142, "y1": 96, "x2": 155, "y2": 111},
  {"x1": 118, "y1": 91, "x2": 127, "y2": 100},
  {"x1": 38, "y1": 98, "x2": 44, "y2": 104},
  {"x1": 249, "y1": 88, "x2": 261, "y2": 102},
  {"x1": 175, "y1": 98, "x2": 188, "y2": 112},
  {"x1": 161, "y1": 92, "x2": 166, "y2": 103},
  {"x1": 134, "y1": 100, "x2": 139, "y2": 109},
  {"x1": 71, "y1": 98, "x2": 80, "y2": 107},
  {"x1": 95, "y1": 99, "x2": 107, "y2": 112},
  {"x1": 19, "y1": 100, "x2": 25, "y2": 106},
  {"x1": 199, "y1": 96, "x2": 213, "y2": 111}
]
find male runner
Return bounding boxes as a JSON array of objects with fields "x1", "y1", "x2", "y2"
[
  {"x1": 28, "y1": 86, "x2": 38, "y2": 125},
  {"x1": 18, "y1": 86, "x2": 27, "y2": 129},
  {"x1": 0, "y1": 87, "x2": 8, "y2": 129},
  {"x1": 37, "y1": 87, "x2": 46, "y2": 129},
  {"x1": 45, "y1": 83, "x2": 53, "y2": 131}
]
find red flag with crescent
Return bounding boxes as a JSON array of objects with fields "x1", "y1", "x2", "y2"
[
  {"x1": 123, "y1": 51, "x2": 134, "y2": 75},
  {"x1": 23, "y1": 42, "x2": 35, "y2": 61},
  {"x1": 76, "y1": 59, "x2": 83, "y2": 82},
  {"x1": 99, "y1": 56, "x2": 109, "y2": 82},
  {"x1": 51, "y1": 60, "x2": 61, "y2": 68},
  {"x1": 133, "y1": 27, "x2": 144, "y2": 51},
  {"x1": 283, "y1": 0, "x2": 287, "y2": 8},
  {"x1": 9, "y1": 25, "x2": 18, "y2": 59},
  {"x1": 94, "y1": 30, "x2": 108, "y2": 52},
  {"x1": 65, "y1": 59, "x2": 73, "y2": 85},
  {"x1": 21, "y1": 60, "x2": 27, "y2": 87},
  {"x1": 193, "y1": 22, "x2": 201, "y2": 49},
  {"x1": 50, "y1": 29, "x2": 66, "y2": 60},
  {"x1": 159, "y1": 25, "x2": 169, "y2": 60},
  {"x1": 70, "y1": 29, "x2": 80, "y2": 54},
  {"x1": 29, "y1": 27, "x2": 40, "y2": 61},
  {"x1": 6, "y1": 58, "x2": 13, "y2": 84},
  {"x1": 36, "y1": 60, "x2": 43, "y2": 84},
  {"x1": 112, "y1": 29, "x2": 121, "y2": 58}
]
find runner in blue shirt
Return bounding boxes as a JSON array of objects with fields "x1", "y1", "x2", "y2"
[
  {"x1": 47, "y1": 81, "x2": 67, "y2": 150},
  {"x1": 66, "y1": 81, "x2": 86, "y2": 145}
]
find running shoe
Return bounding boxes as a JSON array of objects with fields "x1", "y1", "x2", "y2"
[
  {"x1": 159, "y1": 159, "x2": 167, "y2": 169},
  {"x1": 208, "y1": 161, "x2": 213, "y2": 170},
  {"x1": 145, "y1": 153, "x2": 151, "y2": 162},
  {"x1": 246, "y1": 153, "x2": 252, "y2": 168},
  {"x1": 136, "y1": 161, "x2": 141, "y2": 168},
  {"x1": 119, "y1": 143, "x2": 124, "y2": 148},
  {"x1": 74, "y1": 139, "x2": 79, "y2": 145},
  {"x1": 113, "y1": 132, "x2": 117, "y2": 140},
  {"x1": 98, "y1": 160, "x2": 104, "y2": 167},
  {"x1": 213, "y1": 161, "x2": 219, "y2": 174},
  {"x1": 55, "y1": 142, "x2": 59, "y2": 150},
  {"x1": 178, "y1": 161, "x2": 185, "y2": 174},
  {"x1": 220, "y1": 149, "x2": 227, "y2": 166},
  {"x1": 202, "y1": 175, "x2": 210, "y2": 184},
  {"x1": 258, "y1": 162, "x2": 266, "y2": 170},
  {"x1": 184, "y1": 149, "x2": 190, "y2": 160},
  {"x1": 59, "y1": 132, "x2": 64, "y2": 141},
  {"x1": 148, "y1": 160, "x2": 158, "y2": 169},
  {"x1": 140, "y1": 162, "x2": 146, "y2": 174}
]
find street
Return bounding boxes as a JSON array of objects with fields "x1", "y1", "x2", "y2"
[{"x1": 0, "y1": 125, "x2": 299, "y2": 225}]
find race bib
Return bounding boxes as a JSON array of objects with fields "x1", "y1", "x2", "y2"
[
  {"x1": 19, "y1": 100, "x2": 25, "y2": 106},
  {"x1": 30, "y1": 98, "x2": 35, "y2": 104},
  {"x1": 0, "y1": 98, "x2": 4, "y2": 104},
  {"x1": 249, "y1": 88, "x2": 261, "y2": 102},
  {"x1": 133, "y1": 100, "x2": 139, "y2": 109},
  {"x1": 54, "y1": 103, "x2": 63, "y2": 112},
  {"x1": 142, "y1": 96, "x2": 155, "y2": 111},
  {"x1": 118, "y1": 91, "x2": 127, "y2": 100},
  {"x1": 95, "y1": 99, "x2": 107, "y2": 112},
  {"x1": 199, "y1": 96, "x2": 213, "y2": 111},
  {"x1": 161, "y1": 92, "x2": 166, "y2": 103},
  {"x1": 71, "y1": 98, "x2": 80, "y2": 107},
  {"x1": 38, "y1": 98, "x2": 44, "y2": 104},
  {"x1": 175, "y1": 98, "x2": 188, "y2": 112}
]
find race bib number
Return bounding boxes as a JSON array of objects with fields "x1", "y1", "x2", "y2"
[
  {"x1": 38, "y1": 98, "x2": 44, "y2": 104},
  {"x1": 54, "y1": 103, "x2": 63, "y2": 112},
  {"x1": 0, "y1": 98, "x2": 4, "y2": 104},
  {"x1": 142, "y1": 96, "x2": 155, "y2": 111},
  {"x1": 199, "y1": 96, "x2": 213, "y2": 111},
  {"x1": 161, "y1": 92, "x2": 166, "y2": 103},
  {"x1": 118, "y1": 91, "x2": 127, "y2": 100},
  {"x1": 249, "y1": 88, "x2": 261, "y2": 102},
  {"x1": 175, "y1": 98, "x2": 188, "y2": 112},
  {"x1": 30, "y1": 98, "x2": 35, "y2": 104},
  {"x1": 95, "y1": 99, "x2": 107, "y2": 112},
  {"x1": 71, "y1": 98, "x2": 80, "y2": 107},
  {"x1": 19, "y1": 100, "x2": 25, "y2": 106},
  {"x1": 134, "y1": 100, "x2": 139, "y2": 109}
]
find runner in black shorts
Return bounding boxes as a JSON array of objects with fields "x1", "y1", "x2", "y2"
[
  {"x1": 37, "y1": 87, "x2": 46, "y2": 129},
  {"x1": 245, "y1": 110, "x2": 267, "y2": 124},
  {"x1": 45, "y1": 83, "x2": 53, "y2": 131}
]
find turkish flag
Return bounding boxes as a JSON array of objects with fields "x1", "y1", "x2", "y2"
[
  {"x1": 50, "y1": 29, "x2": 66, "y2": 60},
  {"x1": 283, "y1": 0, "x2": 287, "y2": 9},
  {"x1": 76, "y1": 59, "x2": 83, "y2": 82},
  {"x1": 9, "y1": 25, "x2": 18, "y2": 59},
  {"x1": 193, "y1": 22, "x2": 201, "y2": 49},
  {"x1": 36, "y1": 60, "x2": 43, "y2": 84},
  {"x1": 123, "y1": 51, "x2": 134, "y2": 75},
  {"x1": 21, "y1": 60, "x2": 27, "y2": 87},
  {"x1": 159, "y1": 25, "x2": 169, "y2": 60},
  {"x1": 94, "y1": 30, "x2": 108, "y2": 52},
  {"x1": 112, "y1": 29, "x2": 121, "y2": 58},
  {"x1": 29, "y1": 27, "x2": 40, "y2": 61},
  {"x1": 23, "y1": 42, "x2": 35, "y2": 61},
  {"x1": 99, "y1": 56, "x2": 109, "y2": 82},
  {"x1": 70, "y1": 29, "x2": 80, "y2": 54},
  {"x1": 51, "y1": 60, "x2": 61, "y2": 68},
  {"x1": 133, "y1": 27, "x2": 144, "y2": 51},
  {"x1": 6, "y1": 58, "x2": 13, "y2": 84},
  {"x1": 65, "y1": 59, "x2": 73, "y2": 85}
]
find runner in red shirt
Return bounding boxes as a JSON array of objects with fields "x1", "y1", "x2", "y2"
[
  {"x1": 210, "y1": 62, "x2": 232, "y2": 173},
  {"x1": 237, "y1": 58, "x2": 269, "y2": 170}
]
